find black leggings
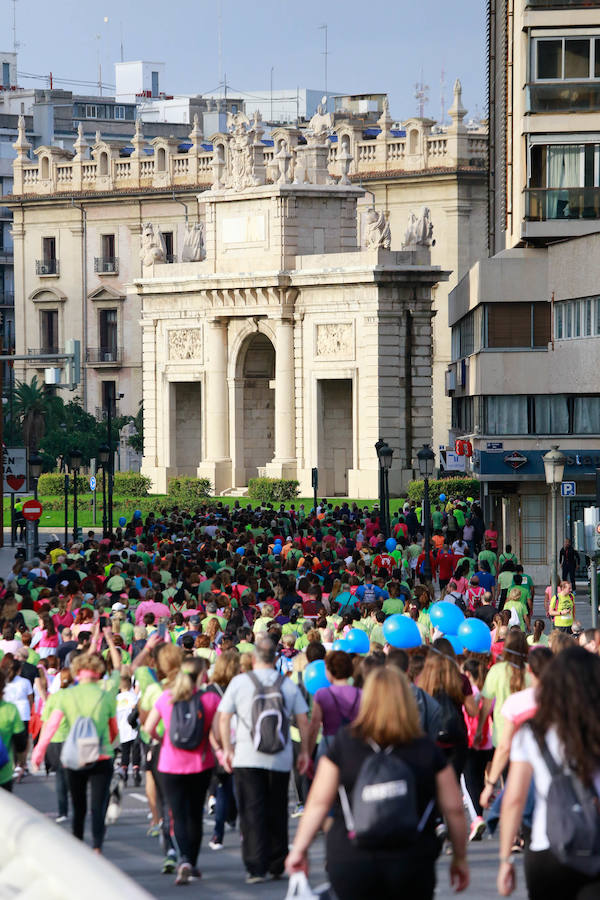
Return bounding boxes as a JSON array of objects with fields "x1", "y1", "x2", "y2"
[
  {"x1": 67, "y1": 758, "x2": 113, "y2": 850},
  {"x1": 328, "y1": 854, "x2": 436, "y2": 900},
  {"x1": 160, "y1": 769, "x2": 213, "y2": 866},
  {"x1": 464, "y1": 748, "x2": 494, "y2": 817},
  {"x1": 525, "y1": 848, "x2": 600, "y2": 899}
]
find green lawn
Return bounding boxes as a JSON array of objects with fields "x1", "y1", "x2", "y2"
[{"x1": 3, "y1": 494, "x2": 409, "y2": 530}]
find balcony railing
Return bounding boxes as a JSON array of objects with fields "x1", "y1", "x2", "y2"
[
  {"x1": 0, "y1": 292, "x2": 14, "y2": 306},
  {"x1": 36, "y1": 259, "x2": 59, "y2": 276},
  {"x1": 527, "y1": 0, "x2": 600, "y2": 7},
  {"x1": 27, "y1": 346, "x2": 62, "y2": 357},
  {"x1": 527, "y1": 82, "x2": 600, "y2": 114},
  {"x1": 525, "y1": 187, "x2": 600, "y2": 221},
  {"x1": 86, "y1": 347, "x2": 123, "y2": 365},
  {"x1": 94, "y1": 257, "x2": 119, "y2": 274},
  {"x1": 165, "y1": 254, "x2": 176, "y2": 263}
]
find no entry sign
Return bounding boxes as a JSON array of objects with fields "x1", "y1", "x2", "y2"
[{"x1": 22, "y1": 499, "x2": 43, "y2": 521}]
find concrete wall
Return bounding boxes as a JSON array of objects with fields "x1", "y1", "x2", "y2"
[{"x1": 318, "y1": 379, "x2": 353, "y2": 496}]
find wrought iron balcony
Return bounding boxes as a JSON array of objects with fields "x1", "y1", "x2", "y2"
[
  {"x1": 94, "y1": 257, "x2": 119, "y2": 274},
  {"x1": 86, "y1": 346, "x2": 123, "y2": 365},
  {"x1": 525, "y1": 187, "x2": 600, "y2": 221},
  {"x1": 27, "y1": 346, "x2": 62, "y2": 358},
  {"x1": 36, "y1": 259, "x2": 59, "y2": 276}
]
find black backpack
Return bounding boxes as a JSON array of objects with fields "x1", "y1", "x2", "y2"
[
  {"x1": 339, "y1": 741, "x2": 434, "y2": 849},
  {"x1": 247, "y1": 672, "x2": 289, "y2": 754},
  {"x1": 169, "y1": 692, "x2": 206, "y2": 751},
  {"x1": 533, "y1": 726, "x2": 600, "y2": 876},
  {"x1": 434, "y1": 691, "x2": 467, "y2": 747}
]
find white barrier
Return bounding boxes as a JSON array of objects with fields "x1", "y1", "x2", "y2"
[{"x1": 0, "y1": 789, "x2": 153, "y2": 899}]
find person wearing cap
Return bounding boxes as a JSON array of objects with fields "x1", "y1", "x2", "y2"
[{"x1": 176, "y1": 615, "x2": 202, "y2": 646}]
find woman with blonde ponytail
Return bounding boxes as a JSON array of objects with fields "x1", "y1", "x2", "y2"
[{"x1": 144, "y1": 646, "x2": 221, "y2": 886}]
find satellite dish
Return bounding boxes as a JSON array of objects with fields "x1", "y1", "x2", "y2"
[{"x1": 321, "y1": 95, "x2": 327, "y2": 106}]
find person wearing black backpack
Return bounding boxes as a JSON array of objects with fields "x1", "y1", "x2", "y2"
[
  {"x1": 217, "y1": 635, "x2": 310, "y2": 885},
  {"x1": 498, "y1": 647, "x2": 600, "y2": 899},
  {"x1": 285, "y1": 665, "x2": 469, "y2": 899}
]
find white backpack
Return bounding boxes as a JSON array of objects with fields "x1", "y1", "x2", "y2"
[{"x1": 61, "y1": 693, "x2": 104, "y2": 770}]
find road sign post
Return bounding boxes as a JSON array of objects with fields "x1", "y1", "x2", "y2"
[
  {"x1": 561, "y1": 481, "x2": 576, "y2": 497},
  {"x1": 90, "y1": 469, "x2": 97, "y2": 527}
]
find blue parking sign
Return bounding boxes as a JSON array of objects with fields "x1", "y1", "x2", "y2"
[
  {"x1": 89, "y1": 475, "x2": 97, "y2": 492},
  {"x1": 561, "y1": 481, "x2": 576, "y2": 497}
]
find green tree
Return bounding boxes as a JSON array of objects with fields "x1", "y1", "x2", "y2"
[{"x1": 13, "y1": 376, "x2": 61, "y2": 453}]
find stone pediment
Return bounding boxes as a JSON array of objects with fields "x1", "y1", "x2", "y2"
[
  {"x1": 29, "y1": 286, "x2": 67, "y2": 302},
  {"x1": 88, "y1": 285, "x2": 125, "y2": 302}
]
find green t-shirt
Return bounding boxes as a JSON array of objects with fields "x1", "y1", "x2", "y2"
[
  {"x1": 454, "y1": 509, "x2": 465, "y2": 528},
  {"x1": 42, "y1": 690, "x2": 70, "y2": 743},
  {"x1": 504, "y1": 599, "x2": 527, "y2": 631},
  {"x1": 382, "y1": 597, "x2": 405, "y2": 616},
  {"x1": 432, "y1": 510, "x2": 444, "y2": 529},
  {"x1": 27, "y1": 649, "x2": 40, "y2": 665},
  {"x1": 479, "y1": 549, "x2": 497, "y2": 572},
  {"x1": 236, "y1": 640, "x2": 255, "y2": 654},
  {"x1": 202, "y1": 614, "x2": 227, "y2": 633},
  {"x1": 53, "y1": 682, "x2": 117, "y2": 758},
  {"x1": 140, "y1": 681, "x2": 163, "y2": 743},
  {"x1": 497, "y1": 570, "x2": 515, "y2": 591},
  {"x1": 370, "y1": 624, "x2": 385, "y2": 645},
  {"x1": 106, "y1": 575, "x2": 126, "y2": 593},
  {"x1": 482, "y1": 661, "x2": 530, "y2": 746},
  {"x1": 0, "y1": 700, "x2": 24, "y2": 784},
  {"x1": 499, "y1": 552, "x2": 518, "y2": 569},
  {"x1": 198, "y1": 580, "x2": 214, "y2": 596},
  {"x1": 118, "y1": 621, "x2": 134, "y2": 646},
  {"x1": 22, "y1": 609, "x2": 39, "y2": 630}
]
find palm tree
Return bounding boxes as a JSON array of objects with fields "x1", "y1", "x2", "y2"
[{"x1": 13, "y1": 376, "x2": 60, "y2": 453}]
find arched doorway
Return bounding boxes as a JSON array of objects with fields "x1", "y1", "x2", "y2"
[{"x1": 236, "y1": 332, "x2": 275, "y2": 483}]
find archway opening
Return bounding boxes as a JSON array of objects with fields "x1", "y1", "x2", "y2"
[{"x1": 240, "y1": 332, "x2": 275, "y2": 481}]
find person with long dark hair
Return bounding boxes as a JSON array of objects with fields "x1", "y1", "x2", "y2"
[{"x1": 498, "y1": 648, "x2": 600, "y2": 898}]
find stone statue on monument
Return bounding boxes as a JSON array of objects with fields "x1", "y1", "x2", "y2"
[
  {"x1": 140, "y1": 224, "x2": 166, "y2": 267},
  {"x1": 365, "y1": 207, "x2": 391, "y2": 250}
]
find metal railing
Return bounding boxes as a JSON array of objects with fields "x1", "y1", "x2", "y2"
[
  {"x1": 527, "y1": 82, "x2": 600, "y2": 114},
  {"x1": 36, "y1": 259, "x2": 59, "y2": 275},
  {"x1": 86, "y1": 346, "x2": 123, "y2": 364},
  {"x1": 165, "y1": 254, "x2": 176, "y2": 263},
  {"x1": 27, "y1": 346, "x2": 62, "y2": 356},
  {"x1": 525, "y1": 187, "x2": 600, "y2": 221},
  {"x1": 94, "y1": 256, "x2": 119, "y2": 274}
]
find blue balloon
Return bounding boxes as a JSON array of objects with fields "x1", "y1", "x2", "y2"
[
  {"x1": 236, "y1": 546, "x2": 245, "y2": 556},
  {"x1": 382, "y1": 614, "x2": 422, "y2": 649},
  {"x1": 439, "y1": 493, "x2": 446, "y2": 502},
  {"x1": 457, "y1": 618, "x2": 492, "y2": 654},
  {"x1": 303, "y1": 660, "x2": 331, "y2": 695},
  {"x1": 332, "y1": 639, "x2": 351, "y2": 652},
  {"x1": 429, "y1": 601, "x2": 465, "y2": 635},
  {"x1": 385, "y1": 537, "x2": 397, "y2": 553},
  {"x1": 444, "y1": 633, "x2": 465, "y2": 655},
  {"x1": 134, "y1": 509, "x2": 142, "y2": 519},
  {"x1": 118, "y1": 516, "x2": 127, "y2": 527},
  {"x1": 345, "y1": 628, "x2": 370, "y2": 655}
]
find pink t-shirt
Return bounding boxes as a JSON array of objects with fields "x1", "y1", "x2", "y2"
[
  {"x1": 53, "y1": 611, "x2": 74, "y2": 630},
  {"x1": 155, "y1": 688, "x2": 220, "y2": 775},
  {"x1": 500, "y1": 686, "x2": 537, "y2": 729}
]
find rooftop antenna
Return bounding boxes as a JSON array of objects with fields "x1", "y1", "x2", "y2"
[
  {"x1": 218, "y1": 0, "x2": 224, "y2": 100},
  {"x1": 12, "y1": 0, "x2": 20, "y2": 52},
  {"x1": 318, "y1": 24, "x2": 328, "y2": 98},
  {"x1": 120, "y1": 20, "x2": 124, "y2": 63},
  {"x1": 440, "y1": 66, "x2": 446, "y2": 125},
  {"x1": 415, "y1": 67, "x2": 429, "y2": 119}
]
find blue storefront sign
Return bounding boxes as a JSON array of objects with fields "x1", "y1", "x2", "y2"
[{"x1": 477, "y1": 449, "x2": 600, "y2": 479}]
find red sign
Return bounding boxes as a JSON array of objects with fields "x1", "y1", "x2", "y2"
[{"x1": 22, "y1": 499, "x2": 43, "y2": 521}]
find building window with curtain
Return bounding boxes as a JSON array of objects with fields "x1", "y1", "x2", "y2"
[
  {"x1": 527, "y1": 143, "x2": 600, "y2": 221},
  {"x1": 521, "y1": 495, "x2": 547, "y2": 566}
]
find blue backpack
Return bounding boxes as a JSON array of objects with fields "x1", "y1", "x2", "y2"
[{"x1": 0, "y1": 736, "x2": 9, "y2": 769}]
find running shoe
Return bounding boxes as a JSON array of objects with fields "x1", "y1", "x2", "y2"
[
  {"x1": 245, "y1": 874, "x2": 266, "y2": 884},
  {"x1": 209, "y1": 838, "x2": 224, "y2": 850},
  {"x1": 175, "y1": 863, "x2": 192, "y2": 886},
  {"x1": 162, "y1": 855, "x2": 177, "y2": 874},
  {"x1": 207, "y1": 796, "x2": 216, "y2": 815},
  {"x1": 469, "y1": 816, "x2": 486, "y2": 842},
  {"x1": 55, "y1": 815, "x2": 68, "y2": 824},
  {"x1": 147, "y1": 822, "x2": 162, "y2": 837},
  {"x1": 291, "y1": 804, "x2": 304, "y2": 818}
]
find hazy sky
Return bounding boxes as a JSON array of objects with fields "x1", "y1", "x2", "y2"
[{"x1": 9, "y1": 0, "x2": 486, "y2": 123}]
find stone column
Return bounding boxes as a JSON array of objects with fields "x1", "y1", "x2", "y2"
[
  {"x1": 266, "y1": 314, "x2": 297, "y2": 479},
  {"x1": 196, "y1": 317, "x2": 232, "y2": 493}
]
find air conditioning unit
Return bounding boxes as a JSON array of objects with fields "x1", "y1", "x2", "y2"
[{"x1": 103, "y1": 351, "x2": 115, "y2": 362}]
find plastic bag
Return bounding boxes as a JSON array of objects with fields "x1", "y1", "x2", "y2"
[{"x1": 285, "y1": 874, "x2": 317, "y2": 899}]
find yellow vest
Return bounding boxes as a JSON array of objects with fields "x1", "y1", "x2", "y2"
[{"x1": 551, "y1": 593, "x2": 574, "y2": 627}]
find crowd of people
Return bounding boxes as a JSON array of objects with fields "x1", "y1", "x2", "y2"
[{"x1": 0, "y1": 495, "x2": 598, "y2": 899}]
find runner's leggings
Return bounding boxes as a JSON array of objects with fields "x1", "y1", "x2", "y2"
[
  {"x1": 67, "y1": 758, "x2": 113, "y2": 849},
  {"x1": 161, "y1": 769, "x2": 213, "y2": 866}
]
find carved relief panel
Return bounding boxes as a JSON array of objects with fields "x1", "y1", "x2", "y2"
[
  {"x1": 315, "y1": 323, "x2": 354, "y2": 360},
  {"x1": 168, "y1": 327, "x2": 203, "y2": 362}
]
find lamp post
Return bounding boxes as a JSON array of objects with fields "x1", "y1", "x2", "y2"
[
  {"x1": 543, "y1": 445, "x2": 566, "y2": 603},
  {"x1": 417, "y1": 443, "x2": 436, "y2": 583},
  {"x1": 98, "y1": 443, "x2": 109, "y2": 537},
  {"x1": 69, "y1": 448, "x2": 83, "y2": 544},
  {"x1": 28, "y1": 452, "x2": 43, "y2": 557},
  {"x1": 375, "y1": 438, "x2": 393, "y2": 538}
]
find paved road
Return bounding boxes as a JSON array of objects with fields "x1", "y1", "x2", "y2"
[{"x1": 15, "y1": 771, "x2": 527, "y2": 899}]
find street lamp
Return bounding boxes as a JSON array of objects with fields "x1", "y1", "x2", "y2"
[
  {"x1": 417, "y1": 443, "x2": 436, "y2": 584},
  {"x1": 97, "y1": 443, "x2": 110, "y2": 537},
  {"x1": 375, "y1": 439, "x2": 393, "y2": 538},
  {"x1": 29, "y1": 452, "x2": 43, "y2": 557},
  {"x1": 69, "y1": 448, "x2": 83, "y2": 544},
  {"x1": 105, "y1": 393, "x2": 123, "y2": 537},
  {"x1": 543, "y1": 445, "x2": 566, "y2": 603}
]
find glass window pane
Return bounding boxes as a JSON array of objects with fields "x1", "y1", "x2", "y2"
[
  {"x1": 537, "y1": 40, "x2": 562, "y2": 79},
  {"x1": 585, "y1": 299, "x2": 592, "y2": 336},
  {"x1": 574, "y1": 397, "x2": 600, "y2": 434},
  {"x1": 575, "y1": 300, "x2": 581, "y2": 337},
  {"x1": 521, "y1": 495, "x2": 546, "y2": 566},
  {"x1": 596, "y1": 40, "x2": 600, "y2": 79},
  {"x1": 534, "y1": 395, "x2": 569, "y2": 434},
  {"x1": 565, "y1": 40, "x2": 590, "y2": 79},
  {"x1": 485, "y1": 396, "x2": 528, "y2": 435},
  {"x1": 556, "y1": 304, "x2": 563, "y2": 339},
  {"x1": 595, "y1": 299, "x2": 600, "y2": 335},
  {"x1": 566, "y1": 302, "x2": 573, "y2": 338}
]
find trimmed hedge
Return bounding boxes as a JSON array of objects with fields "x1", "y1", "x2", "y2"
[
  {"x1": 167, "y1": 477, "x2": 213, "y2": 503},
  {"x1": 406, "y1": 476, "x2": 480, "y2": 504},
  {"x1": 37, "y1": 471, "x2": 151, "y2": 497},
  {"x1": 247, "y1": 477, "x2": 300, "y2": 503}
]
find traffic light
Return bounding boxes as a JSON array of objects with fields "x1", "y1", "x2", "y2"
[{"x1": 65, "y1": 339, "x2": 81, "y2": 390}]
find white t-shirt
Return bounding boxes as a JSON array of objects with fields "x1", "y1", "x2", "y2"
[
  {"x1": 4, "y1": 675, "x2": 33, "y2": 722},
  {"x1": 510, "y1": 724, "x2": 600, "y2": 851},
  {"x1": 116, "y1": 689, "x2": 138, "y2": 743}
]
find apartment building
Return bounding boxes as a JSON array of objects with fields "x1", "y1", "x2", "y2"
[{"x1": 449, "y1": 0, "x2": 600, "y2": 582}]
